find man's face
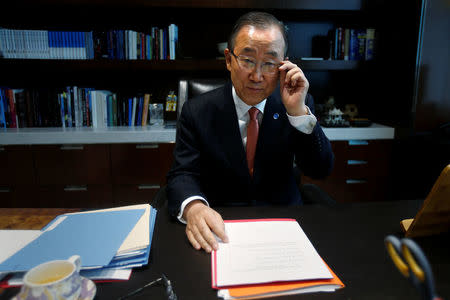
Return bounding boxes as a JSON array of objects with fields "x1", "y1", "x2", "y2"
[{"x1": 225, "y1": 25, "x2": 285, "y2": 106}]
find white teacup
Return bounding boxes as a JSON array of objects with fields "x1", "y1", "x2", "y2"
[{"x1": 16, "y1": 255, "x2": 82, "y2": 300}]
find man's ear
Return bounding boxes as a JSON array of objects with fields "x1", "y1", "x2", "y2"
[{"x1": 224, "y1": 48, "x2": 232, "y2": 72}]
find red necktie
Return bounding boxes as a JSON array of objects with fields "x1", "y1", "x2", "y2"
[{"x1": 247, "y1": 107, "x2": 260, "y2": 177}]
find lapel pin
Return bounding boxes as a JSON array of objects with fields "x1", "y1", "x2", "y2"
[{"x1": 273, "y1": 113, "x2": 279, "y2": 120}]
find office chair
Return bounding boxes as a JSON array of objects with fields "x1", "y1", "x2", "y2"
[
  {"x1": 177, "y1": 78, "x2": 228, "y2": 119},
  {"x1": 152, "y1": 78, "x2": 335, "y2": 208}
]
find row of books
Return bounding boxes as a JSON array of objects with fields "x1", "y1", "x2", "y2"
[
  {"x1": 0, "y1": 87, "x2": 172, "y2": 129},
  {"x1": 329, "y1": 28, "x2": 375, "y2": 61},
  {"x1": 0, "y1": 25, "x2": 178, "y2": 60}
]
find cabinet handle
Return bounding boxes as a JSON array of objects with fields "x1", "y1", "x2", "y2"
[
  {"x1": 138, "y1": 184, "x2": 160, "y2": 190},
  {"x1": 347, "y1": 160, "x2": 368, "y2": 165},
  {"x1": 348, "y1": 140, "x2": 368, "y2": 146},
  {"x1": 0, "y1": 187, "x2": 11, "y2": 193},
  {"x1": 346, "y1": 179, "x2": 368, "y2": 184},
  {"x1": 64, "y1": 185, "x2": 88, "y2": 191},
  {"x1": 60, "y1": 145, "x2": 84, "y2": 150},
  {"x1": 136, "y1": 144, "x2": 159, "y2": 149}
]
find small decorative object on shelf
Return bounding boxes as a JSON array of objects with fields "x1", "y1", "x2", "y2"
[
  {"x1": 321, "y1": 107, "x2": 350, "y2": 127},
  {"x1": 319, "y1": 96, "x2": 350, "y2": 127}
]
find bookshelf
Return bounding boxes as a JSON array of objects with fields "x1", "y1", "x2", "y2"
[
  {"x1": 0, "y1": 0, "x2": 421, "y2": 206},
  {"x1": 0, "y1": 0, "x2": 421, "y2": 130}
]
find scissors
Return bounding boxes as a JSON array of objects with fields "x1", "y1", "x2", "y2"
[{"x1": 384, "y1": 235, "x2": 442, "y2": 300}]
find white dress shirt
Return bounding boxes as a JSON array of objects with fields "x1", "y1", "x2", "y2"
[{"x1": 177, "y1": 86, "x2": 317, "y2": 223}]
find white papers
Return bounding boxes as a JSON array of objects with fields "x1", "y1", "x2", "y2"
[
  {"x1": 0, "y1": 230, "x2": 42, "y2": 264},
  {"x1": 5, "y1": 268, "x2": 132, "y2": 286},
  {"x1": 212, "y1": 219, "x2": 332, "y2": 287},
  {"x1": 0, "y1": 230, "x2": 42, "y2": 281},
  {"x1": 218, "y1": 285, "x2": 338, "y2": 300}
]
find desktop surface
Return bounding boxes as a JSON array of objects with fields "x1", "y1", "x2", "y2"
[{"x1": 1, "y1": 200, "x2": 449, "y2": 299}]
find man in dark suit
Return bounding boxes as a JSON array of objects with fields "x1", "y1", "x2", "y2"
[{"x1": 167, "y1": 12, "x2": 334, "y2": 252}]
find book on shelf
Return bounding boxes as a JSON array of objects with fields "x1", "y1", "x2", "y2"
[
  {"x1": 136, "y1": 97, "x2": 143, "y2": 126},
  {"x1": 0, "y1": 25, "x2": 178, "y2": 61},
  {"x1": 0, "y1": 91, "x2": 6, "y2": 128},
  {"x1": 329, "y1": 27, "x2": 375, "y2": 61},
  {"x1": 141, "y1": 94, "x2": 150, "y2": 126},
  {"x1": 130, "y1": 97, "x2": 135, "y2": 126},
  {"x1": 365, "y1": 28, "x2": 376, "y2": 60},
  {"x1": 128, "y1": 98, "x2": 133, "y2": 126},
  {"x1": 0, "y1": 86, "x2": 165, "y2": 129}
]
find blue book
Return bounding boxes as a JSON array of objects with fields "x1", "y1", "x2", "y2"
[
  {"x1": 107, "y1": 94, "x2": 113, "y2": 126},
  {"x1": 47, "y1": 31, "x2": 53, "y2": 57},
  {"x1": 58, "y1": 31, "x2": 63, "y2": 59},
  {"x1": 48, "y1": 31, "x2": 54, "y2": 58},
  {"x1": 163, "y1": 27, "x2": 168, "y2": 59},
  {"x1": 128, "y1": 98, "x2": 132, "y2": 126},
  {"x1": 63, "y1": 31, "x2": 68, "y2": 59},
  {"x1": 59, "y1": 94, "x2": 65, "y2": 128},
  {"x1": 0, "y1": 209, "x2": 146, "y2": 272},
  {"x1": 0, "y1": 90, "x2": 6, "y2": 128},
  {"x1": 68, "y1": 32, "x2": 73, "y2": 59},
  {"x1": 349, "y1": 29, "x2": 357, "y2": 60},
  {"x1": 146, "y1": 34, "x2": 151, "y2": 60},
  {"x1": 136, "y1": 97, "x2": 143, "y2": 126},
  {"x1": 355, "y1": 29, "x2": 366, "y2": 60}
]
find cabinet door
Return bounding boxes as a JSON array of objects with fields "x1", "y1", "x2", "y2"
[
  {"x1": 112, "y1": 184, "x2": 160, "y2": 206},
  {"x1": 34, "y1": 145, "x2": 111, "y2": 185},
  {"x1": 302, "y1": 140, "x2": 393, "y2": 202},
  {"x1": 37, "y1": 184, "x2": 112, "y2": 208},
  {"x1": 0, "y1": 185, "x2": 40, "y2": 208},
  {"x1": 110, "y1": 143, "x2": 175, "y2": 185},
  {"x1": 0, "y1": 146, "x2": 35, "y2": 185}
]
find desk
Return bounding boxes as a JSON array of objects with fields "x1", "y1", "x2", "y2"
[{"x1": 1, "y1": 201, "x2": 449, "y2": 299}]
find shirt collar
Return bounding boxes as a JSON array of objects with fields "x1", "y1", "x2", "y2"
[{"x1": 232, "y1": 85, "x2": 266, "y2": 119}]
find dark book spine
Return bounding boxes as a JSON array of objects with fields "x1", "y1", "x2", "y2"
[{"x1": 15, "y1": 90, "x2": 27, "y2": 128}]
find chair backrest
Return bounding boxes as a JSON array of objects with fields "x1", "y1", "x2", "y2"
[{"x1": 177, "y1": 78, "x2": 227, "y2": 119}]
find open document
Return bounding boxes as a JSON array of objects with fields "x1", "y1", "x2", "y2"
[{"x1": 212, "y1": 219, "x2": 344, "y2": 299}]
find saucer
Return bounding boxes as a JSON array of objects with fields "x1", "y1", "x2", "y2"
[
  {"x1": 12, "y1": 276, "x2": 96, "y2": 300},
  {"x1": 79, "y1": 276, "x2": 97, "y2": 300}
]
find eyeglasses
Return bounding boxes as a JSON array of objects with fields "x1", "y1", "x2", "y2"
[
  {"x1": 230, "y1": 51, "x2": 280, "y2": 75},
  {"x1": 118, "y1": 273, "x2": 177, "y2": 300}
]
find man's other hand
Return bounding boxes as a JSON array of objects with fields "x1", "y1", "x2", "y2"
[{"x1": 183, "y1": 200, "x2": 229, "y2": 253}]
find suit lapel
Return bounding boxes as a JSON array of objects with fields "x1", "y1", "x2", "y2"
[
  {"x1": 253, "y1": 94, "x2": 285, "y2": 179},
  {"x1": 214, "y1": 83, "x2": 249, "y2": 178}
]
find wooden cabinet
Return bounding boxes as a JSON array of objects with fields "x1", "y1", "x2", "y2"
[
  {"x1": 36, "y1": 185, "x2": 112, "y2": 208},
  {"x1": 34, "y1": 145, "x2": 111, "y2": 185},
  {"x1": 111, "y1": 143, "x2": 175, "y2": 205},
  {"x1": 0, "y1": 146, "x2": 35, "y2": 185},
  {"x1": 0, "y1": 146, "x2": 37, "y2": 207},
  {"x1": 0, "y1": 143, "x2": 175, "y2": 208},
  {"x1": 302, "y1": 140, "x2": 393, "y2": 202}
]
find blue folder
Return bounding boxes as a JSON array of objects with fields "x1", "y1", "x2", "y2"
[
  {"x1": 104, "y1": 206, "x2": 157, "y2": 269},
  {"x1": 0, "y1": 209, "x2": 145, "y2": 272}
]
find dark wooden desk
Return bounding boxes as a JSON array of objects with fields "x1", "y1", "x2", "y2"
[{"x1": 1, "y1": 201, "x2": 449, "y2": 300}]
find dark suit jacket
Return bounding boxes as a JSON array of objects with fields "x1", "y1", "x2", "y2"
[{"x1": 167, "y1": 81, "x2": 334, "y2": 217}]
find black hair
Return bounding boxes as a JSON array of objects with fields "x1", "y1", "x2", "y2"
[{"x1": 227, "y1": 11, "x2": 288, "y2": 57}]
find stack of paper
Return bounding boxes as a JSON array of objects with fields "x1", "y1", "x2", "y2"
[
  {"x1": 212, "y1": 219, "x2": 344, "y2": 299},
  {"x1": 0, "y1": 204, "x2": 157, "y2": 287}
]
